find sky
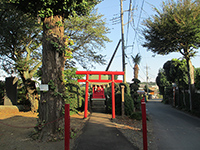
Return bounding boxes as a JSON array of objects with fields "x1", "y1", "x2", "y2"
[{"x1": 78, "y1": 0, "x2": 200, "y2": 83}]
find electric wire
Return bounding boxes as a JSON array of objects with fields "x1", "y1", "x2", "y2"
[
  {"x1": 131, "y1": 0, "x2": 145, "y2": 54},
  {"x1": 125, "y1": 0, "x2": 132, "y2": 47}
]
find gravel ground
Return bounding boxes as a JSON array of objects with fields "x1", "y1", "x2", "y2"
[
  {"x1": 112, "y1": 115, "x2": 158, "y2": 150},
  {"x1": 0, "y1": 110, "x2": 89, "y2": 150}
]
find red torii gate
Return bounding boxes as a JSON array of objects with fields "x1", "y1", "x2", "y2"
[{"x1": 76, "y1": 71, "x2": 124, "y2": 119}]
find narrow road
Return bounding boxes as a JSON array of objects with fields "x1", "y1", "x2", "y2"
[
  {"x1": 73, "y1": 113, "x2": 137, "y2": 150},
  {"x1": 147, "y1": 99, "x2": 200, "y2": 150}
]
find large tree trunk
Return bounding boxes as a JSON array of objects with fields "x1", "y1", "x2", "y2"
[
  {"x1": 186, "y1": 57, "x2": 194, "y2": 111},
  {"x1": 19, "y1": 72, "x2": 39, "y2": 113},
  {"x1": 25, "y1": 79, "x2": 39, "y2": 112},
  {"x1": 39, "y1": 15, "x2": 66, "y2": 140}
]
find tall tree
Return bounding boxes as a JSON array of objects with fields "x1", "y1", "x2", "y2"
[
  {"x1": 65, "y1": 11, "x2": 111, "y2": 69},
  {"x1": 163, "y1": 59, "x2": 188, "y2": 88},
  {"x1": 142, "y1": 0, "x2": 200, "y2": 111},
  {"x1": 131, "y1": 53, "x2": 141, "y2": 79},
  {"x1": 0, "y1": 2, "x2": 42, "y2": 112},
  {"x1": 163, "y1": 59, "x2": 188, "y2": 106},
  {"x1": 9, "y1": 0, "x2": 100, "y2": 140}
]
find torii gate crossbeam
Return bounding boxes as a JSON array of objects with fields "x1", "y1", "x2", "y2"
[{"x1": 76, "y1": 71, "x2": 124, "y2": 119}]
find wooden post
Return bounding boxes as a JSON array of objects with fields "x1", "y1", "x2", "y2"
[
  {"x1": 121, "y1": 85, "x2": 125, "y2": 117},
  {"x1": 65, "y1": 104, "x2": 70, "y2": 150}
]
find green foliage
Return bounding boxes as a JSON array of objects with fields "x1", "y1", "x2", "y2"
[
  {"x1": 0, "y1": 2, "x2": 42, "y2": 76},
  {"x1": 131, "y1": 53, "x2": 141, "y2": 65},
  {"x1": 107, "y1": 93, "x2": 134, "y2": 116},
  {"x1": 10, "y1": 0, "x2": 101, "y2": 19},
  {"x1": 63, "y1": 68, "x2": 85, "y2": 112},
  {"x1": 162, "y1": 87, "x2": 173, "y2": 104},
  {"x1": 156, "y1": 59, "x2": 189, "y2": 97},
  {"x1": 129, "y1": 112, "x2": 142, "y2": 121},
  {"x1": 105, "y1": 83, "x2": 120, "y2": 98},
  {"x1": 17, "y1": 80, "x2": 28, "y2": 104},
  {"x1": 143, "y1": 1, "x2": 200, "y2": 109},
  {"x1": 163, "y1": 59, "x2": 188, "y2": 88},
  {"x1": 119, "y1": 83, "x2": 131, "y2": 96},
  {"x1": 143, "y1": 0, "x2": 200, "y2": 57},
  {"x1": 130, "y1": 78, "x2": 141, "y2": 110},
  {"x1": 65, "y1": 10, "x2": 111, "y2": 69},
  {"x1": 124, "y1": 94, "x2": 134, "y2": 116},
  {"x1": 156, "y1": 69, "x2": 171, "y2": 95}
]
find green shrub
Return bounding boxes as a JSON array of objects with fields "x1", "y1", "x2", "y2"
[
  {"x1": 119, "y1": 83, "x2": 131, "y2": 96},
  {"x1": 129, "y1": 111, "x2": 149, "y2": 121},
  {"x1": 129, "y1": 112, "x2": 142, "y2": 120},
  {"x1": 107, "y1": 93, "x2": 134, "y2": 116}
]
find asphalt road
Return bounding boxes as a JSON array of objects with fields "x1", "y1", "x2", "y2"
[
  {"x1": 73, "y1": 113, "x2": 137, "y2": 150},
  {"x1": 147, "y1": 99, "x2": 200, "y2": 150}
]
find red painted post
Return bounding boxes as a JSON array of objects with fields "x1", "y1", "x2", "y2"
[
  {"x1": 65, "y1": 104, "x2": 70, "y2": 150},
  {"x1": 141, "y1": 97, "x2": 147, "y2": 150},
  {"x1": 84, "y1": 74, "x2": 89, "y2": 118},
  {"x1": 111, "y1": 74, "x2": 115, "y2": 119}
]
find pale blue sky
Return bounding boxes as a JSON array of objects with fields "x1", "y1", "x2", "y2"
[{"x1": 81, "y1": 0, "x2": 200, "y2": 83}]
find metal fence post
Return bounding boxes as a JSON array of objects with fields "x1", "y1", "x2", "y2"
[
  {"x1": 141, "y1": 97, "x2": 147, "y2": 150},
  {"x1": 65, "y1": 104, "x2": 70, "y2": 150}
]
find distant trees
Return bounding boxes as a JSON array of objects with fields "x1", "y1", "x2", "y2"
[
  {"x1": 143, "y1": 0, "x2": 200, "y2": 110},
  {"x1": 156, "y1": 69, "x2": 170, "y2": 96}
]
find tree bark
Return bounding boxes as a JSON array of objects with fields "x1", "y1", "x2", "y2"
[
  {"x1": 19, "y1": 71, "x2": 39, "y2": 113},
  {"x1": 39, "y1": 15, "x2": 66, "y2": 140},
  {"x1": 25, "y1": 79, "x2": 39, "y2": 112},
  {"x1": 186, "y1": 57, "x2": 194, "y2": 111},
  {"x1": 134, "y1": 64, "x2": 139, "y2": 79}
]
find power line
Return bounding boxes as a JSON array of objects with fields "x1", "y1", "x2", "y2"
[{"x1": 131, "y1": 0, "x2": 145, "y2": 54}]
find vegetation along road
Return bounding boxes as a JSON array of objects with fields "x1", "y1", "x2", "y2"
[{"x1": 147, "y1": 99, "x2": 200, "y2": 150}]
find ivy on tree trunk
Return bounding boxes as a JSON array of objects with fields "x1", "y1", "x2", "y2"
[{"x1": 38, "y1": 15, "x2": 66, "y2": 139}]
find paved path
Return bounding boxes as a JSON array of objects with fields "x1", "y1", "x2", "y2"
[
  {"x1": 73, "y1": 113, "x2": 137, "y2": 150},
  {"x1": 147, "y1": 99, "x2": 200, "y2": 150}
]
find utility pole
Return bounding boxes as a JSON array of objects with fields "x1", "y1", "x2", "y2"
[{"x1": 120, "y1": 0, "x2": 126, "y2": 83}]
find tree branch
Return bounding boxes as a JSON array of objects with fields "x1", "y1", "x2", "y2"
[{"x1": 29, "y1": 61, "x2": 42, "y2": 77}]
